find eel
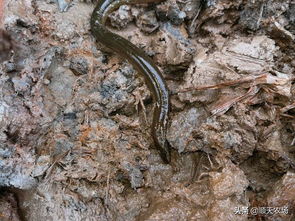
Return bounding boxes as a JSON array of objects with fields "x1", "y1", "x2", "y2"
[{"x1": 90, "y1": 0, "x2": 171, "y2": 163}]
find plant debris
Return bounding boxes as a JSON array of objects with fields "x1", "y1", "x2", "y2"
[{"x1": 0, "y1": 0, "x2": 295, "y2": 220}]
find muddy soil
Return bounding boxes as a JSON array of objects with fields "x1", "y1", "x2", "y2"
[{"x1": 0, "y1": 0, "x2": 295, "y2": 220}]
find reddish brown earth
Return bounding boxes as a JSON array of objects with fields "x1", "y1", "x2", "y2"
[{"x1": 0, "y1": 0, "x2": 294, "y2": 220}]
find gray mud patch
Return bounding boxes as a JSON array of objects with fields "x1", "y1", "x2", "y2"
[{"x1": 0, "y1": 0, "x2": 295, "y2": 220}]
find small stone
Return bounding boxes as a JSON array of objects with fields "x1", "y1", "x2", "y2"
[
  {"x1": 109, "y1": 5, "x2": 133, "y2": 29},
  {"x1": 136, "y1": 11, "x2": 159, "y2": 33},
  {"x1": 12, "y1": 76, "x2": 32, "y2": 93},
  {"x1": 43, "y1": 78, "x2": 50, "y2": 85},
  {"x1": 3, "y1": 61, "x2": 16, "y2": 73},
  {"x1": 69, "y1": 56, "x2": 89, "y2": 75},
  {"x1": 122, "y1": 162, "x2": 144, "y2": 189},
  {"x1": 156, "y1": 0, "x2": 186, "y2": 25},
  {"x1": 167, "y1": 8, "x2": 186, "y2": 25}
]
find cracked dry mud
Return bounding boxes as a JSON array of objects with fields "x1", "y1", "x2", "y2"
[{"x1": 0, "y1": 0, "x2": 295, "y2": 221}]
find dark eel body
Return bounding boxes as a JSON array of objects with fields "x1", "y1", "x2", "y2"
[{"x1": 90, "y1": 0, "x2": 170, "y2": 163}]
